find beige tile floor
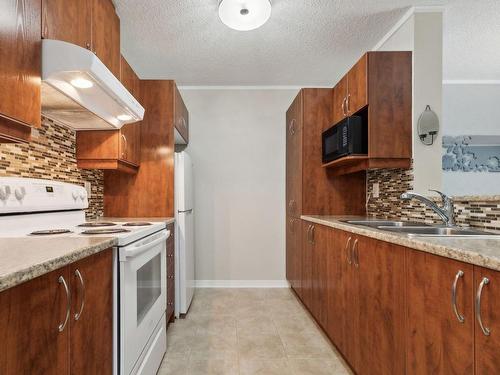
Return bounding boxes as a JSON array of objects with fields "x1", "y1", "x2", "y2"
[{"x1": 158, "y1": 288, "x2": 353, "y2": 375}]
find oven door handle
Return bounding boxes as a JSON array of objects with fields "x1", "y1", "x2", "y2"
[{"x1": 123, "y1": 230, "x2": 170, "y2": 259}]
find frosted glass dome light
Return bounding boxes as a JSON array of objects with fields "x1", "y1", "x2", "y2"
[{"x1": 218, "y1": 0, "x2": 272, "y2": 31}]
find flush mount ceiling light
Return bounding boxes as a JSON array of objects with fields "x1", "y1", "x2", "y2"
[{"x1": 218, "y1": 0, "x2": 272, "y2": 31}]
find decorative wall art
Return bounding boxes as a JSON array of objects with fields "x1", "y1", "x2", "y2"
[{"x1": 442, "y1": 135, "x2": 500, "y2": 172}]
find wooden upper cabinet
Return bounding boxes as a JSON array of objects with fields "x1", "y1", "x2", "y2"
[
  {"x1": 42, "y1": 0, "x2": 120, "y2": 77},
  {"x1": 174, "y1": 84, "x2": 189, "y2": 144},
  {"x1": 406, "y1": 249, "x2": 474, "y2": 375},
  {"x1": 91, "y1": 0, "x2": 121, "y2": 78},
  {"x1": 0, "y1": 0, "x2": 41, "y2": 143},
  {"x1": 347, "y1": 54, "x2": 368, "y2": 116},
  {"x1": 0, "y1": 267, "x2": 70, "y2": 374},
  {"x1": 332, "y1": 75, "x2": 348, "y2": 125},
  {"x1": 474, "y1": 266, "x2": 500, "y2": 374},
  {"x1": 70, "y1": 249, "x2": 113, "y2": 375},
  {"x1": 42, "y1": 0, "x2": 91, "y2": 48}
]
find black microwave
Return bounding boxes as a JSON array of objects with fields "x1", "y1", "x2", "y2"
[{"x1": 322, "y1": 116, "x2": 367, "y2": 163}]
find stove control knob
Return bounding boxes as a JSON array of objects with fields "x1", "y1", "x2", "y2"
[
  {"x1": 14, "y1": 187, "x2": 26, "y2": 201},
  {"x1": 79, "y1": 192, "x2": 86, "y2": 201},
  {"x1": 72, "y1": 191, "x2": 79, "y2": 201},
  {"x1": 0, "y1": 186, "x2": 11, "y2": 202}
]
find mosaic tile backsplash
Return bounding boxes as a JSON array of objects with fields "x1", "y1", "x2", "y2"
[
  {"x1": 0, "y1": 117, "x2": 103, "y2": 218},
  {"x1": 367, "y1": 164, "x2": 500, "y2": 231}
]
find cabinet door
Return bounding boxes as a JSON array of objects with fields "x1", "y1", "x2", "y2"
[
  {"x1": 0, "y1": 0, "x2": 41, "y2": 135},
  {"x1": 474, "y1": 266, "x2": 500, "y2": 374},
  {"x1": 347, "y1": 54, "x2": 368, "y2": 115},
  {"x1": 357, "y1": 236, "x2": 405, "y2": 375},
  {"x1": 285, "y1": 91, "x2": 303, "y2": 218},
  {"x1": 332, "y1": 75, "x2": 348, "y2": 125},
  {"x1": 91, "y1": 0, "x2": 120, "y2": 77},
  {"x1": 301, "y1": 221, "x2": 313, "y2": 309},
  {"x1": 41, "y1": 0, "x2": 91, "y2": 49},
  {"x1": 406, "y1": 250, "x2": 474, "y2": 375},
  {"x1": 310, "y1": 224, "x2": 328, "y2": 329},
  {"x1": 0, "y1": 267, "x2": 70, "y2": 374},
  {"x1": 119, "y1": 56, "x2": 141, "y2": 166},
  {"x1": 326, "y1": 229, "x2": 351, "y2": 354},
  {"x1": 70, "y1": 249, "x2": 113, "y2": 375},
  {"x1": 174, "y1": 84, "x2": 189, "y2": 144}
]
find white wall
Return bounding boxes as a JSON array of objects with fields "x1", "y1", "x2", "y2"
[
  {"x1": 180, "y1": 88, "x2": 298, "y2": 286},
  {"x1": 375, "y1": 11, "x2": 443, "y2": 195}
]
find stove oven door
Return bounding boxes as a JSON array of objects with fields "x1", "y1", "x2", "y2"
[{"x1": 119, "y1": 229, "x2": 169, "y2": 375}]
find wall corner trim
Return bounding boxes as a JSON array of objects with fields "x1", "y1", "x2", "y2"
[{"x1": 194, "y1": 280, "x2": 290, "y2": 288}]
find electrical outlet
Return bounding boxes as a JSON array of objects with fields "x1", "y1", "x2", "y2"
[
  {"x1": 84, "y1": 181, "x2": 91, "y2": 197},
  {"x1": 372, "y1": 183, "x2": 380, "y2": 198}
]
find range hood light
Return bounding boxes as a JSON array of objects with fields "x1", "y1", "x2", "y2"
[
  {"x1": 117, "y1": 114, "x2": 133, "y2": 121},
  {"x1": 70, "y1": 78, "x2": 93, "y2": 89}
]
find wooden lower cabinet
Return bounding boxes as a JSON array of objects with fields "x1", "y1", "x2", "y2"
[
  {"x1": 406, "y1": 250, "x2": 474, "y2": 375},
  {"x1": 69, "y1": 249, "x2": 113, "y2": 374},
  {"x1": 356, "y1": 236, "x2": 405, "y2": 375},
  {"x1": 0, "y1": 249, "x2": 113, "y2": 374},
  {"x1": 289, "y1": 223, "x2": 500, "y2": 375},
  {"x1": 0, "y1": 266, "x2": 70, "y2": 374},
  {"x1": 474, "y1": 266, "x2": 500, "y2": 374}
]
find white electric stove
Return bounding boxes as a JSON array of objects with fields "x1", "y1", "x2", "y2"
[{"x1": 0, "y1": 177, "x2": 168, "y2": 375}]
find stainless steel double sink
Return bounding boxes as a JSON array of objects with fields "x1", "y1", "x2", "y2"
[{"x1": 342, "y1": 219, "x2": 500, "y2": 238}]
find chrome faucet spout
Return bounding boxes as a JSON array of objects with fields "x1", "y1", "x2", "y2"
[{"x1": 400, "y1": 190, "x2": 456, "y2": 227}]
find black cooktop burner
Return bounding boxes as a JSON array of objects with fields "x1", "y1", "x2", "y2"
[
  {"x1": 81, "y1": 228, "x2": 131, "y2": 235},
  {"x1": 122, "y1": 222, "x2": 153, "y2": 227},
  {"x1": 30, "y1": 229, "x2": 72, "y2": 235},
  {"x1": 78, "y1": 222, "x2": 117, "y2": 227}
]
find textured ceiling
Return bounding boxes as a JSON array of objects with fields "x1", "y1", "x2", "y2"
[
  {"x1": 115, "y1": 0, "x2": 496, "y2": 86},
  {"x1": 443, "y1": 0, "x2": 500, "y2": 81}
]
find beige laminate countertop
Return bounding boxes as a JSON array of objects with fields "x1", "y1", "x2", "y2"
[
  {"x1": 302, "y1": 215, "x2": 500, "y2": 272},
  {"x1": 0, "y1": 217, "x2": 175, "y2": 293},
  {"x1": 0, "y1": 237, "x2": 117, "y2": 293}
]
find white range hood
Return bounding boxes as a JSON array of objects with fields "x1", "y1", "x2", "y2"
[{"x1": 41, "y1": 39, "x2": 145, "y2": 130}]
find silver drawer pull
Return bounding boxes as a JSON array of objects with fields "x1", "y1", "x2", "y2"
[
  {"x1": 58, "y1": 276, "x2": 71, "y2": 332},
  {"x1": 451, "y1": 270, "x2": 465, "y2": 323},
  {"x1": 345, "y1": 237, "x2": 352, "y2": 265},
  {"x1": 475, "y1": 277, "x2": 491, "y2": 336},
  {"x1": 74, "y1": 269, "x2": 86, "y2": 321},
  {"x1": 352, "y1": 239, "x2": 359, "y2": 268}
]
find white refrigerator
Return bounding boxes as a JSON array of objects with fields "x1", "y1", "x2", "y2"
[{"x1": 174, "y1": 151, "x2": 195, "y2": 317}]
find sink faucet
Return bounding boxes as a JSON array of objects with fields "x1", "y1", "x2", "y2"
[{"x1": 400, "y1": 190, "x2": 456, "y2": 227}]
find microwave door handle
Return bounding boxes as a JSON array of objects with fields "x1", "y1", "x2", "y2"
[{"x1": 123, "y1": 230, "x2": 170, "y2": 259}]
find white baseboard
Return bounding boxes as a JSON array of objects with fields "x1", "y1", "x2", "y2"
[{"x1": 194, "y1": 280, "x2": 290, "y2": 288}]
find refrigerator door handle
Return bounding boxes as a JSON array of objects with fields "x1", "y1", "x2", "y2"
[{"x1": 178, "y1": 209, "x2": 193, "y2": 214}]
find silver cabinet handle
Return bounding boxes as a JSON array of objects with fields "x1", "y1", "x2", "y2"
[
  {"x1": 58, "y1": 276, "x2": 71, "y2": 332},
  {"x1": 352, "y1": 239, "x2": 359, "y2": 268},
  {"x1": 289, "y1": 119, "x2": 296, "y2": 135},
  {"x1": 476, "y1": 277, "x2": 491, "y2": 336},
  {"x1": 121, "y1": 134, "x2": 128, "y2": 159},
  {"x1": 288, "y1": 218, "x2": 294, "y2": 233},
  {"x1": 451, "y1": 270, "x2": 465, "y2": 323},
  {"x1": 341, "y1": 97, "x2": 347, "y2": 116},
  {"x1": 74, "y1": 269, "x2": 86, "y2": 321},
  {"x1": 306, "y1": 225, "x2": 312, "y2": 244},
  {"x1": 288, "y1": 199, "x2": 296, "y2": 214},
  {"x1": 310, "y1": 226, "x2": 315, "y2": 245},
  {"x1": 345, "y1": 237, "x2": 352, "y2": 265},
  {"x1": 346, "y1": 94, "x2": 351, "y2": 113}
]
